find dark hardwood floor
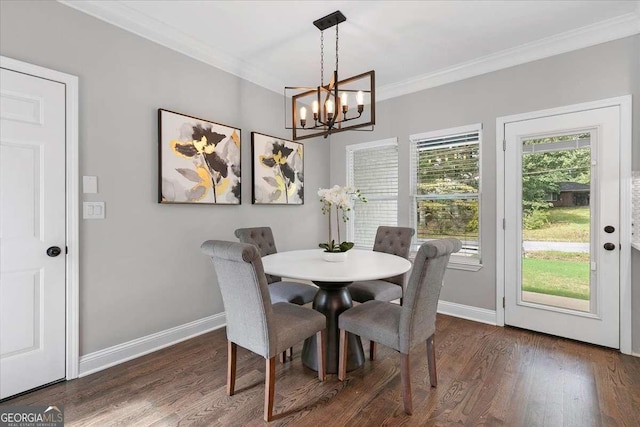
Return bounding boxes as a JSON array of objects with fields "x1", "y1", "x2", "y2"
[{"x1": 4, "y1": 315, "x2": 640, "y2": 426}]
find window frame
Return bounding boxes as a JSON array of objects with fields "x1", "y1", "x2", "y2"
[
  {"x1": 346, "y1": 137, "x2": 399, "y2": 248},
  {"x1": 410, "y1": 123, "x2": 483, "y2": 270}
]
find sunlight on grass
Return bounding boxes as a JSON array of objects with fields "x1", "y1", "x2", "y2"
[
  {"x1": 522, "y1": 257, "x2": 589, "y2": 300},
  {"x1": 523, "y1": 207, "x2": 590, "y2": 242},
  {"x1": 524, "y1": 250, "x2": 589, "y2": 262}
]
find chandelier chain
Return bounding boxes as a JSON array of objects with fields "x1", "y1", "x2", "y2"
[
  {"x1": 320, "y1": 30, "x2": 324, "y2": 88},
  {"x1": 335, "y1": 23, "x2": 339, "y2": 77}
]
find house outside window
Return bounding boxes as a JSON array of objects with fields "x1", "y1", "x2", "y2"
[
  {"x1": 410, "y1": 124, "x2": 482, "y2": 267},
  {"x1": 346, "y1": 138, "x2": 398, "y2": 248}
]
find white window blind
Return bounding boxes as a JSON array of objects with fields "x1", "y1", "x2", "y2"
[
  {"x1": 347, "y1": 139, "x2": 398, "y2": 248},
  {"x1": 411, "y1": 125, "x2": 482, "y2": 264}
]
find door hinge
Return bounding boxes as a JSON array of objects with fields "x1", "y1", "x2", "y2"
[
  {"x1": 503, "y1": 139, "x2": 506, "y2": 151},
  {"x1": 502, "y1": 297, "x2": 505, "y2": 308},
  {"x1": 65, "y1": 246, "x2": 68, "y2": 254},
  {"x1": 502, "y1": 218, "x2": 505, "y2": 230}
]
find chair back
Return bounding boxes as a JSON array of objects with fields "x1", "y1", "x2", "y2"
[
  {"x1": 373, "y1": 226, "x2": 415, "y2": 286},
  {"x1": 398, "y1": 238, "x2": 461, "y2": 353},
  {"x1": 234, "y1": 227, "x2": 282, "y2": 283},
  {"x1": 201, "y1": 240, "x2": 276, "y2": 358}
]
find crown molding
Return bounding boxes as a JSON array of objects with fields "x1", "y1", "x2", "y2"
[
  {"x1": 377, "y1": 10, "x2": 640, "y2": 101},
  {"x1": 58, "y1": 0, "x2": 283, "y2": 94},
  {"x1": 59, "y1": 1, "x2": 639, "y2": 101}
]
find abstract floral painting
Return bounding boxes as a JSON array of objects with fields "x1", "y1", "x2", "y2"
[
  {"x1": 251, "y1": 132, "x2": 304, "y2": 205},
  {"x1": 159, "y1": 109, "x2": 241, "y2": 204}
]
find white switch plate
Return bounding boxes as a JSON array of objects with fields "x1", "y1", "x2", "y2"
[
  {"x1": 83, "y1": 202, "x2": 105, "y2": 219},
  {"x1": 83, "y1": 176, "x2": 98, "y2": 194}
]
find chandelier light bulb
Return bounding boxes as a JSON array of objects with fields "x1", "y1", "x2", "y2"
[
  {"x1": 326, "y1": 99, "x2": 334, "y2": 115},
  {"x1": 356, "y1": 90, "x2": 365, "y2": 114},
  {"x1": 299, "y1": 106, "x2": 307, "y2": 128},
  {"x1": 341, "y1": 92, "x2": 348, "y2": 114}
]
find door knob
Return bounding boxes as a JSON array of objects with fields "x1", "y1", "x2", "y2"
[
  {"x1": 47, "y1": 246, "x2": 62, "y2": 257},
  {"x1": 603, "y1": 243, "x2": 616, "y2": 251}
]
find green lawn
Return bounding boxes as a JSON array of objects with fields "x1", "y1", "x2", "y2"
[
  {"x1": 522, "y1": 256, "x2": 589, "y2": 300},
  {"x1": 523, "y1": 206, "x2": 590, "y2": 242}
]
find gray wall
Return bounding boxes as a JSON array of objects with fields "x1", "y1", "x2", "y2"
[
  {"x1": 2, "y1": 1, "x2": 638, "y2": 356},
  {"x1": 0, "y1": 1, "x2": 328, "y2": 355},
  {"x1": 329, "y1": 36, "x2": 640, "y2": 352}
]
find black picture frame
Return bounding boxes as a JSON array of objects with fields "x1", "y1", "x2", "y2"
[
  {"x1": 158, "y1": 109, "x2": 241, "y2": 205},
  {"x1": 251, "y1": 132, "x2": 304, "y2": 205}
]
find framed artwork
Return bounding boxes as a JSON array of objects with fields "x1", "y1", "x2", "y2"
[
  {"x1": 158, "y1": 109, "x2": 241, "y2": 204},
  {"x1": 251, "y1": 132, "x2": 304, "y2": 205}
]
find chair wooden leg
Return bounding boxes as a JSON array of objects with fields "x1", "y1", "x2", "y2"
[
  {"x1": 400, "y1": 353, "x2": 413, "y2": 415},
  {"x1": 426, "y1": 335, "x2": 437, "y2": 387},
  {"x1": 227, "y1": 341, "x2": 237, "y2": 396},
  {"x1": 279, "y1": 347, "x2": 293, "y2": 364},
  {"x1": 338, "y1": 329, "x2": 348, "y2": 381},
  {"x1": 369, "y1": 341, "x2": 376, "y2": 361},
  {"x1": 264, "y1": 356, "x2": 276, "y2": 422},
  {"x1": 316, "y1": 330, "x2": 326, "y2": 381}
]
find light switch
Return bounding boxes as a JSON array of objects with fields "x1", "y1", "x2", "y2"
[
  {"x1": 83, "y1": 176, "x2": 98, "y2": 194},
  {"x1": 83, "y1": 202, "x2": 105, "y2": 219}
]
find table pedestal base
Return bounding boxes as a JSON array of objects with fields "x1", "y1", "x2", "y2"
[{"x1": 302, "y1": 281, "x2": 364, "y2": 374}]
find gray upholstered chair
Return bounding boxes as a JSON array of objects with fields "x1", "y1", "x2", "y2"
[
  {"x1": 348, "y1": 226, "x2": 415, "y2": 304},
  {"x1": 338, "y1": 238, "x2": 461, "y2": 415},
  {"x1": 234, "y1": 227, "x2": 317, "y2": 305},
  {"x1": 201, "y1": 240, "x2": 326, "y2": 422}
]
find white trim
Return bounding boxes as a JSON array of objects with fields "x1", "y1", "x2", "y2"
[
  {"x1": 345, "y1": 137, "x2": 398, "y2": 152},
  {"x1": 437, "y1": 300, "x2": 497, "y2": 326},
  {"x1": 58, "y1": 0, "x2": 282, "y2": 95},
  {"x1": 79, "y1": 313, "x2": 226, "y2": 377},
  {"x1": 618, "y1": 96, "x2": 633, "y2": 355},
  {"x1": 58, "y1": 1, "x2": 639, "y2": 101},
  {"x1": 496, "y1": 118, "x2": 506, "y2": 327},
  {"x1": 409, "y1": 123, "x2": 483, "y2": 142},
  {"x1": 378, "y1": 12, "x2": 640, "y2": 101},
  {"x1": 496, "y1": 95, "x2": 633, "y2": 354},
  {"x1": 0, "y1": 56, "x2": 81, "y2": 379},
  {"x1": 632, "y1": 352, "x2": 640, "y2": 358}
]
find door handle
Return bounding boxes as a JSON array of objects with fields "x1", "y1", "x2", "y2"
[
  {"x1": 603, "y1": 243, "x2": 616, "y2": 251},
  {"x1": 47, "y1": 246, "x2": 62, "y2": 257}
]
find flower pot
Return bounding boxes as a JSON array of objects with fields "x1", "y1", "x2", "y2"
[{"x1": 322, "y1": 251, "x2": 348, "y2": 262}]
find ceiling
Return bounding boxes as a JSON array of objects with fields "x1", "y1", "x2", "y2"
[{"x1": 61, "y1": 1, "x2": 640, "y2": 100}]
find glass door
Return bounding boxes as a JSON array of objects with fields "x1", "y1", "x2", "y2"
[{"x1": 504, "y1": 106, "x2": 620, "y2": 348}]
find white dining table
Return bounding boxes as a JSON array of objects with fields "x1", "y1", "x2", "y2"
[{"x1": 262, "y1": 249, "x2": 412, "y2": 373}]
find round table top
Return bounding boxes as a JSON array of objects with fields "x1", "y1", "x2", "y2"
[{"x1": 262, "y1": 249, "x2": 412, "y2": 283}]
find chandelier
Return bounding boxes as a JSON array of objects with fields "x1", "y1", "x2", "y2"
[{"x1": 285, "y1": 11, "x2": 375, "y2": 141}]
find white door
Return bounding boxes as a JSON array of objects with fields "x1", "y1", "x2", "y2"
[
  {"x1": 0, "y1": 68, "x2": 67, "y2": 398},
  {"x1": 504, "y1": 106, "x2": 620, "y2": 348}
]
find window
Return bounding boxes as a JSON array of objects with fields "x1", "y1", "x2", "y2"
[
  {"x1": 346, "y1": 138, "x2": 398, "y2": 248},
  {"x1": 410, "y1": 124, "x2": 482, "y2": 266},
  {"x1": 544, "y1": 192, "x2": 559, "y2": 202}
]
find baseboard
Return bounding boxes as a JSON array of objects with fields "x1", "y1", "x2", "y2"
[
  {"x1": 632, "y1": 352, "x2": 640, "y2": 358},
  {"x1": 437, "y1": 300, "x2": 497, "y2": 326},
  {"x1": 79, "y1": 312, "x2": 226, "y2": 377}
]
